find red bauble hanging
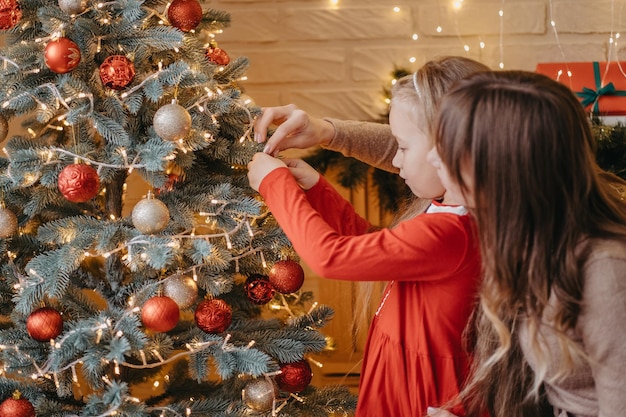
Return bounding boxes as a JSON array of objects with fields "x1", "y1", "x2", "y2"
[
  {"x1": 0, "y1": 391, "x2": 35, "y2": 417},
  {"x1": 275, "y1": 360, "x2": 313, "y2": 393},
  {"x1": 205, "y1": 46, "x2": 230, "y2": 66},
  {"x1": 194, "y1": 298, "x2": 232, "y2": 333},
  {"x1": 156, "y1": 172, "x2": 181, "y2": 194},
  {"x1": 99, "y1": 55, "x2": 135, "y2": 90},
  {"x1": 244, "y1": 274, "x2": 275, "y2": 305},
  {"x1": 268, "y1": 260, "x2": 305, "y2": 294},
  {"x1": 167, "y1": 0, "x2": 202, "y2": 32},
  {"x1": 27, "y1": 306, "x2": 63, "y2": 342},
  {"x1": 58, "y1": 163, "x2": 100, "y2": 203},
  {"x1": 0, "y1": 0, "x2": 22, "y2": 30},
  {"x1": 44, "y1": 37, "x2": 81, "y2": 74},
  {"x1": 141, "y1": 296, "x2": 180, "y2": 332}
]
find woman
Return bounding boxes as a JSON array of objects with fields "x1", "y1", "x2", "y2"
[{"x1": 428, "y1": 70, "x2": 626, "y2": 417}]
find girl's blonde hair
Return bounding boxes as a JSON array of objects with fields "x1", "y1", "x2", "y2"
[
  {"x1": 354, "y1": 56, "x2": 490, "y2": 337},
  {"x1": 435, "y1": 70, "x2": 626, "y2": 417}
]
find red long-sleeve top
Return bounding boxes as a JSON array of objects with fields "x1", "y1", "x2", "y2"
[{"x1": 258, "y1": 168, "x2": 481, "y2": 417}]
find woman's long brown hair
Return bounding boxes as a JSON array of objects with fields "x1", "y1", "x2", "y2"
[{"x1": 435, "y1": 70, "x2": 626, "y2": 417}]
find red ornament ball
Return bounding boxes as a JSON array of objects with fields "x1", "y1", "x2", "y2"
[
  {"x1": 27, "y1": 306, "x2": 63, "y2": 342},
  {"x1": 58, "y1": 164, "x2": 100, "y2": 203},
  {"x1": 194, "y1": 298, "x2": 232, "y2": 333},
  {"x1": 44, "y1": 37, "x2": 81, "y2": 74},
  {"x1": 268, "y1": 260, "x2": 305, "y2": 294},
  {"x1": 244, "y1": 274, "x2": 275, "y2": 305},
  {"x1": 205, "y1": 46, "x2": 230, "y2": 66},
  {"x1": 99, "y1": 55, "x2": 135, "y2": 90},
  {"x1": 0, "y1": 391, "x2": 35, "y2": 417},
  {"x1": 156, "y1": 173, "x2": 181, "y2": 194},
  {"x1": 141, "y1": 296, "x2": 180, "y2": 332},
  {"x1": 0, "y1": 0, "x2": 22, "y2": 30},
  {"x1": 167, "y1": 0, "x2": 202, "y2": 32},
  {"x1": 275, "y1": 360, "x2": 313, "y2": 393}
]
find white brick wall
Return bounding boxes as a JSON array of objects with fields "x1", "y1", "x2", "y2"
[{"x1": 213, "y1": 0, "x2": 626, "y2": 121}]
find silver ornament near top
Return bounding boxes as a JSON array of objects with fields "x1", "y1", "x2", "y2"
[
  {"x1": 164, "y1": 274, "x2": 198, "y2": 309},
  {"x1": 58, "y1": 0, "x2": 87, "y2": 15},
  {"x1": 0, "y1": 207, "x2": 18, "y2": 238},
  {"x1": 131, "y1": 192, "x2": 170, "y2": 234},
  {"x1": 153, "y1": 100, "x2": 192, "y2": 142},
  {"x1": 242, "y1": 379, "x2": 277, "y2": 413}
]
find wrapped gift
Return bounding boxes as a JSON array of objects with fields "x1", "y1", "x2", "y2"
[{"x1": 535, "y1": 61, "x2": 626, "y2": 116}]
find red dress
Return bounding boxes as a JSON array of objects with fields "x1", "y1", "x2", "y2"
[{"x1": 258, "y1": 168, "x2": 481, "y2": 417}]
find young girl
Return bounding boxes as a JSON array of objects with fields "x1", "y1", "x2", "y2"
[
  {"x1": 428, "y1": 70, "x2": 626, "y2": 417},
  {"x1": 247, "y1": 57, "x2": 487, "y2": 417}
]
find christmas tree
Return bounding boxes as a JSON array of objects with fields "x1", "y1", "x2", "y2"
[{"x1": 0, "y1": 0, "x2": 356, "y2": 415}]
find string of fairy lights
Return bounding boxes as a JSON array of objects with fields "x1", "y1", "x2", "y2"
[{"x1": 380, "y1": 0, "x2": 626, "y2": 90}]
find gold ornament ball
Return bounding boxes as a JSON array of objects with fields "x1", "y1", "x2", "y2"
[
  {"x1": 153, "y1": 102, "x2": 192, "y2": 141},
  {"x1": 0, "y1": 207, "x2": 18, "y2": 238},
  {"x1": 131, "y1": 196, "x2": 170, "y2": 234},
  {"x1": 164, "y1": 275, "x2": 198, "y2": 309},
  {"x1": 243, "y1": 379, "x2": 278, "y2": 412},
  {"x1": 0, "y1": 113, "x2": 8, "y2": 142}
]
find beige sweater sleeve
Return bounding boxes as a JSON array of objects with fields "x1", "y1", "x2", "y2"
[{"x1": 323, "y1": 118, "x2": 398, "y2": 173}]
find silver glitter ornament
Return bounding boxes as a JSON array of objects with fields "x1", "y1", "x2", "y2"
[
  {"x1": 58, "y1": 0, "x2": 87, "y2": 15},
  {"x1": 0, "y1": 207, "x2": 18, "y2": 238},
  {"x1": 153, "y1": 100, "x2": 192, "y2": 142},
  {"x1": 242, "y1": 379, "x2": 277, "y2": 413},
  {"x1": 131, "y1": 193, "x2": 170, "y2": 234},
  {"x1": 164, "y1": 274, "x2": 198, "y2": 309},
  {"x1": 0, "y1": 114, "x2": 8, "y2": 143}
]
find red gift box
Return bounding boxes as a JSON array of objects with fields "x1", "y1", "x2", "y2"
[{"x1": 535, "y1": 61, "x2": 626, "y2": 116}]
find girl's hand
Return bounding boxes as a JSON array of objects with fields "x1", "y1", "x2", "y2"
[
  {"x1": 253, "y1": 104, "x2": 335, "y2": 156},
  {"x1": 247, "y1": 153, "x2": 287, "y2": 191},
  {"x1": 283, "y1": 158, "x2": 320, "y2": 190},
  {"x1": 427, "y1": 407, "x2": 459, "y2": 417}
]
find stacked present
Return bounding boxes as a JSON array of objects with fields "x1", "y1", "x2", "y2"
[{"x1": 535, "y1": 61, "x2": 626, "y2": 116}]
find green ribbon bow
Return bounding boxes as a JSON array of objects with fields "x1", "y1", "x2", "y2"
[{"x1": 575, "y1": 61, "x2": 626, "y2": 114}]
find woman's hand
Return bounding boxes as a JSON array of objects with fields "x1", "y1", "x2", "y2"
[
  {"x1": 283, "y1": 158, "x2": 320, "y2": 190},
  {"x1": 253, "y1": 104, "x2": 335, "y2": 155},
  {"x1": 247, "y1": 153, "x2": 287, "y2": 191}
]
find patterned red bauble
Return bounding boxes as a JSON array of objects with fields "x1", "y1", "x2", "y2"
[
  {"x1": 44, "y1": 37, "x2": 81, "y2": 74},
  {"x1": 244, "y1": 274, "x2": 275, "y2": 305},
  {"x1": 194, "y1": 298, "x2": 232, "y2": 333},
  {"x1": 27, "y1": 306, "x2": 63, "y2": 342},
  {"x1": 205, "y1": 46, "x2": 230, "y2": 66},
  {"x1": 268, "y1": 260, "x2": 305, "y2": 294},
  {"x1": 167, "y1": 0, "x2": 202, "y2": 32},
  {"x1": 58, "y1": 164, "x2": 100, "y2": 203},
  {"x1": 275, "y1": 360, "x2": 313, "y2": 393},
  {"x1": 0, "y1": 0, "x2": 22, "y2": 30},
  {"x1": 141, "y1": 296, "x2": 180, "y2": 332},
  {"x1": 99, "y1": 55, "x2": 135, "y2": 90},
  {"x1": 0, "y1": 391, "x2": 35, "y2": 417}
]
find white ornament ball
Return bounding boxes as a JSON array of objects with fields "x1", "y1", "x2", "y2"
[
  {"x1": 153, "y1": 102, "x2": 192, "y2": 141},
  {"x1": 243, "y1": 379, "x2": 278, "y2": 412},
  {"x1": 0, "y1": 207, "x2": 18, "y2": 238},
  {"x1": 131, "y1": 196, "x2": 170, "y2": 234},
  {"x1": 164, "y1": 275, "x2": 198, "y2": 309},
  {"x1": 58, "y1": 0, "x2": 87, "y2": 15}
]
